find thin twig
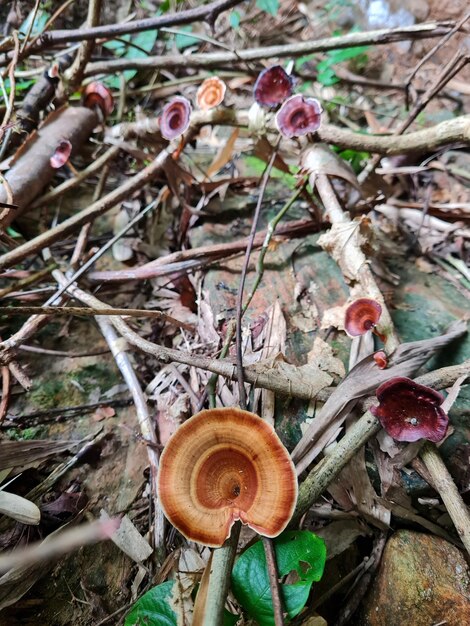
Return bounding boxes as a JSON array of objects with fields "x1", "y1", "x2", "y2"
[
  {"x1": 83, "y1": 21, "x2": 455, "y2": 75},
  {"x1": 235, "y1": 147, "x2": 278, "y2": 408},
  {"x1": 0, "y1": 306, "x2": 194, "y2": 330},
  {"x1": 29, "y1": 0, "x2": 243, "y2": 49},
  {"x1": 263, "y1": 537, "x2": 285, "y2": 626}
]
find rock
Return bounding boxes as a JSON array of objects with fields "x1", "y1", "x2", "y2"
[{"x1": 358, "y1": 530, "x2": 470, "y2": 626}]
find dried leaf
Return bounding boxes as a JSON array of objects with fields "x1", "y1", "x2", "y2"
[
  {"x1": 206, "y1": 128, "x2": 239, "y2": 178},
  {"x1": 0, "y1": 439, "x2": 75, "y2": 471},
  {"x1": 100, "y1": 510, "x2": 152, "y2": 563},
  {"x1": 301, "y1": 143, "x2": 361, "y2": 190}
]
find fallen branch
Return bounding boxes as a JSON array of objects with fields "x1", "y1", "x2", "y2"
[
  {"x1": 84, "y1": 21, "x2": 455, "y2": 75},
  {"x1": 27, "y1": 0, "x2": 243, "y2": 51}
]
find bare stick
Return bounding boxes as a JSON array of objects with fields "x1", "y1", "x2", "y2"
[
  {"x1": 263, "y1": 537, "x2": 285, "y2": 626},
  {"x1": 30, "y1": 145, "x2": 120, "y2": 209},
  {"x1": 30, "y1": 0, "x2": 243, "y2": 49},
  {"x1": 236, "y1": 147, "x2": 277, "y2": 408},
  {"x1": 0, "y1": 149, "x2": 170, "y2": 271},
  {"x1": 0, "y1": 306, "x2": 194, "y2": 330},
  {"x1": 64, "y1": 0, "x2": 102, "y2": 92},
  {"x1": 203, "y1": 523, "x2": 240, "y2": 626},
  {"x1": 420, "y1": 442, "x2": 470, "y2": 557},
  {"x1": 84, "y1": 21, "x2": 454, "y2": 75}
]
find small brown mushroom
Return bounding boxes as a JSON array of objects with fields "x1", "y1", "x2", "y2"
[
  {"x1": 157, "y1": 407, "x2": 298, "y2": 547},
  {"x1": 196, "y1": 76, "x2": 226, "y2": 110}
]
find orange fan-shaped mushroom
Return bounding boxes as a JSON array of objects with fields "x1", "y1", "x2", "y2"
[
  {"x1": 196, "y1": 76, "x2": 226, "y2": 110},
  {"x1": 157, "y1": 407, "x2": 298, "y2": 547}
]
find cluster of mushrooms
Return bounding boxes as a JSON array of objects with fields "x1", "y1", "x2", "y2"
[
  {"x1": 158, "y1": 65, "x2": 323, "y2": 140},
  {"x1": 80, "y1": 76, "x2": 450, "y2": 548},
  {"x1": 158, "y1": 299, "x2": 449, "y2": 548}
]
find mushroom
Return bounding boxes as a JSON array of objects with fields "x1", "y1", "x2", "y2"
[
  {"x1": 157, "y1": 407, "x2": 298, "y2": 547},
  {"x1": 344, "y1": 298, "x2": 382, "y2": 337},
  {"x1": 275, "y1": 94, "x2": 322, "y2": 138},
  {"x1": 253, "y1": 65, "x2": 294, "y2": 108},
  {"x1": 83, "y1": 82, "x2": 114, "y2": 117},
  {"x1": 373, "y1": 350, "x2": 388, "y2": 369},
  {"x1": 196, "y1": 76, "x2": 226, "y2": 110},
  {"x1": 371, "y1": 377, "x2": 449, "y2": 442},
  {"x1": 160, "y1": 96, "x2": 192, "y2": 140},
  {"x1": 50, "y1": 139, "x2": 72, "y2": 169}
]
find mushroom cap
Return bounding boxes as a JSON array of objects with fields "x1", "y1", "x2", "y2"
[
  {"x1": 373, "y1": 350, "x2": 388, "y2": 370},
  {"x1": 160, "y1": 96, "x2": 192, "y2": 140},
  {"x1": 344, "y1": 298, "x2": 382, "y2": 337},
  {"x1": 196, "y1": 76, "x2": 226, "y2": 110},
  {"x1": 83, "y1": 82, "x2": 114, "y2": 116},
  {"x1": 157, "y1": 407, "x2": 298, "y2": 547},
  {"x1": 50, "y1": 139, "x2": 72, "y2": 169},
  {"x1": 371, "y1": 377, "x2": 449, "y2": 442},
  {"x1": 275, "y1": 94, "x2": 322, "y2": 138},
  {"x1": 253, "y1": 65, "x2": 294, "y2": 108}
]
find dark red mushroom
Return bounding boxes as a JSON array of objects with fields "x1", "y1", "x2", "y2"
[
  {"x1": 275, "y1": 94, "x2": 322, "y2": 138},
  {"x1": 344, "y1": 298, "x2": 382, "y2": 337},
  {"x1": 371, "y1": 377, "x2": 449, "y2": 442},
  {"x1": 160, "y1": 96, "x2": 192, "y2": 140},
  {"x1": 373, "y1": 351, "x2": 388, "y2": 369},
  {"x1": 83, "y1": 82, "x2": 114, "y2": 117},
  {"x1": 50, "y1": 139, "x2": 72, "y2": 169},
  {"x1": 253, "y1": 65, "x2": 294, "y2": 108}
]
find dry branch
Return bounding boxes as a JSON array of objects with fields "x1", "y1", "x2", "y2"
[
  {"x1": 0, "y1": 107, "x2": 98, "y2": 227},
  {"x1": 84, "y1": 21, "x2": 454, "y2": 75}
]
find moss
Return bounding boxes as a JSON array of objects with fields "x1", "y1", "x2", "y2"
[
  {"x1": 6, "y1": 425, "x2": 47, "y2": 441},
  {"x1": 28, "y1": 363, "x2": 120, "y2": 410}
]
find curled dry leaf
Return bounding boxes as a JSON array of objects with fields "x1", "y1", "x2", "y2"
[
  {"x1": 50, "y1": 139, "x2": 72, "y2": 169},
  {"x1": 301, "y1": 143, "x2": 361, "y2": 190}
]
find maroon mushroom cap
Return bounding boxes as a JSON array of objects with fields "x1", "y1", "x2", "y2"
[
  {"x1": 371, "y1": 377, "x2": 449, "y2": 442},
  {"x1": 83, "y1": 82, "x2": 114, "y2": 116},
  {"x1": 344, "y1": 298, "x2": 382, "y2": 337},
  {"x1": 275, "y1": 94, "x2": 322, "y2": 138},
  {"x1": 160, "y1": 96, "x2": 192, "y2": 140},
  {"x1": 253, "y1": 65, "x2": 294, "y2": 108}
]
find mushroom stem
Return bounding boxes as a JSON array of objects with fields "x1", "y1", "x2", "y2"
[{"x1": 203, "y1": 523, "x2": 240, "y2": 626}]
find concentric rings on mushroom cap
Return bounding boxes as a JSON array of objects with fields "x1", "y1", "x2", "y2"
[
  {"x1": 157, "y1": 407, "x2": 298, "y2": 547},
  {"x1": 344, "y1": 298, "x2": 382, "y2": 337},
  {"x1": 196, "y1": 76, "x2": 226, "y2": 110}
]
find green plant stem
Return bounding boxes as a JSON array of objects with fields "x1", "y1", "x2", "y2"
[
  {"x1": 242, "y1": 183, "x2": 305, "y2": 316},
  {"x1": 203, "y1": 523, "x2": 241, "y2": 626},
  {"x1": 294, "y1": 411, "x2": 381, "y2": 522}
]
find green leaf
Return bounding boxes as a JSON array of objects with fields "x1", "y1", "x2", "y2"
[
  {"x1": 19, "y1": 9, "x2": 50, "y2": 37},
  {"x1": 229, "y1": 10, "x2": 241, "y2": 29},
  {"x1": 256, "y1": 0, "x2": 280, "y2": 16},
  {"x1": 232, "y1": 531, "x2": 326, "y2": 626},
  {"x1": 103, "y1": 29, "x2": 158, "y2": 89},
  {"x1": 175, "y1": 26, "x2": 200, "y2": 51},
  {"x1": 124, "y1": 581, "x2": 177, "y2": 626}
]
